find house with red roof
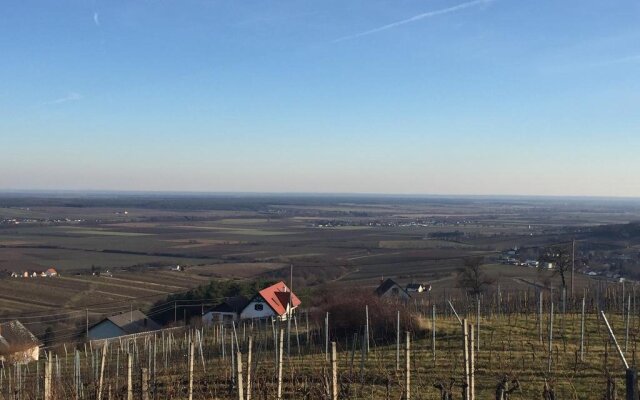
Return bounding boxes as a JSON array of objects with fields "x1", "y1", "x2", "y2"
[{"x1": 240, "y1": 281, "x2": 301, "y2": 321}]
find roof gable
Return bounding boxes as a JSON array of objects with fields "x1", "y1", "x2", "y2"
[
  {"x1": 98, "y1": 310, "x2": 161, "y2": 335},
  {"x1": 375, "y1": 279, "x2": 410, "y2": 298},
  {"x1": 257, "y1": 281, "x2": 301, "y2": 316},
  {"x1": 209, "y1": 295, "x2": 249, "y2": 314}
]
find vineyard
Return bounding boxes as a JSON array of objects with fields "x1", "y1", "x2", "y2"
[{"x1": 2, "y1": 282, "x2": 640, "y2": 399}]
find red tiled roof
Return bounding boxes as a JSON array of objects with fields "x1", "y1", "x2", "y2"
[{"x1": 258, "y1": 281, "x2": 301, "y2": 316}]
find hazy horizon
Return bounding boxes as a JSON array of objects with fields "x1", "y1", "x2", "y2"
[
  {"x1": 2, "y1": 1, "x2": 639, "y2": 197},
  {"x1": 1, "y1": 188, "x2": 640, "y2": 203}
]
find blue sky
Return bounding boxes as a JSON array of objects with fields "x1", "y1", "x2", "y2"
[{"x1": 1, "y1": 0, "x2": 639, "y2": 196}]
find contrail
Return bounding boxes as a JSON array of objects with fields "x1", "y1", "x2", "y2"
[
  {"x1": 47, "y1": 92, "x2": 83, "y2": 105},
  {"x1": 334, "y1": 0, "x2": 494, "y2": 42},
  {"x1": 93, "y1": 12, "x2": 100, "y2": 27}
]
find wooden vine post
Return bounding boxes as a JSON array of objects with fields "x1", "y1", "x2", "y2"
[
  {"x1": 188, "y1": 340, "x2": 194, "y2": 400},
  {"x1": 580, "y1": 295, "x2": 586, "y2": 362},
  {"x1": 44, "y1": 351, "x2": 53, "y2": 400},
  {"x1": 463, "y1": 319, "x2": 470, "y2": 400},
  {"x1": 277, "y1": 328, "x2": 284, "y2": 400},
  {"x1": 432, "y1": 305, "x2": 436, "y2": 363},
  {"x1": 97, "y1": 343, "x2": 107, "y2": 400},
  {"x1": 141, "y1": 367, "x2": 149, "y2": 400},
  {"x1": 396, "y1": 310, "x2": 401, "y2": 371},
  {"x1": 127, "y1": 352, "x2": 133, "y2": 400},
  {"x1": 548, "y1": 301, "x2": 554, "y2": 373},
  {"x1": 246, "y1": 336, "x2": 253, "y2": 400},
  {"x1": 325, "y1": 312, "x2": 329, "y2": 362},
  {"x1": 469, "y1": 322, "x2": 475, "y2": 400},
  {"x1": 237, "y1": 351, "x2": 244, "y2": 400},
  {"x1": 601, "y1": 310, "x2": 638, "y2": 400},
  {"x1": 331, "y1": 341, "x2": 338, "y2": 400},
  {"x1": 405, "y1": 331, "x2": 411, "y2": 400}
]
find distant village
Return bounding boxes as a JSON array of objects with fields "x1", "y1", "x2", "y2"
[
  {"x1": 311, "y1": 217, "x2": 480, "y2": 229},
  {"x1": 0, "y1": 217, "x2": 85, "y2": 226},
  {"x1": 8, "y1": 267, "x2": 59, "y2": 279},
  {"x1": 498, "y1": 246, "x2": 638, "y2": 283}
]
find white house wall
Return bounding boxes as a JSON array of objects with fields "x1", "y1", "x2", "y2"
[
  {"x1": 202, "y1": 311, "x2": 238, "y2": 325},
  {"x1": 240, "y1": 299, "x2": 277, "y2": 320}
]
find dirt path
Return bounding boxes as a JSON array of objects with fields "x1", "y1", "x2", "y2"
[
  {"x1": 59, "y1": 276, "x2": 168, "y2": 294},
  {"x1": 103, "y1": 276, "x2": 188, "y2": 291}
]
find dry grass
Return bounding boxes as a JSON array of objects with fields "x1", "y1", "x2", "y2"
[{"x1": 2, "y1": 303, "x2": 636, "y2": 399}]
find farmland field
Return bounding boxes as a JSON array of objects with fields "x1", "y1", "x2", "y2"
[{"x1": 0, "y1": 193, "x2": 640, "y2": 344}]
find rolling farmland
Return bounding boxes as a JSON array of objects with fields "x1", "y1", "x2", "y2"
[{"x1": 1, "y1": 194, "x2": 640, "y2": 399}]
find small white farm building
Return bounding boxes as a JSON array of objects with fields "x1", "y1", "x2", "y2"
[
  {"x1": 405, "y1": 283, "x2": 431, "y2": 293},
  {"x1": 375, "y1": 279, "x2": 411, "y2": 301},
  {"x1": 239, "y1": 281, "x2": 301, "y2": 321},
  {"x1": 202, "y1": 295, "x2": 249, "y2": 324},
  {"x1": 88, "y1": 310, "x2": 161, "y2": 341}
]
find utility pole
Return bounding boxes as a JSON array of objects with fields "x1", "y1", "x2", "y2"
[
  {"x1": 287, "y1": 264, "x2": 293, "y2": 357},
  {"x1": 571, "y1": 239, "x2": 575, "y2": 299},
  {"x1": 85, "y1": 308, "x2": 89, "y2": 338},
  {"x1": 174, "y1": 301, "x2": 177, "y2": 324},
  {"x1": 289, "y1": 264, "x2": 293, "y2": 294},
  {"x1": 288, "y1": 264, "x2": 293, "y2": 313}
]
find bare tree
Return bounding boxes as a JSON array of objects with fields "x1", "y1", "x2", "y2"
[
  {"x1": 457, "y1": 257, "x2": 493, "y2": 296},
  {"x1": 539, "y1": 245, "x2": 571, "y2": 290}
]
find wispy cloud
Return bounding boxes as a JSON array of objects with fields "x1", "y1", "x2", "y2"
[
  {"x1": 334, "y1": 0, "x2": 495, "y2": 43},
  {"x1": 47, "y1": 92, "x2": 83, "y2": 105},
  {"x1": 93, "y1": 12, "x2": 100, "y2": 27}
]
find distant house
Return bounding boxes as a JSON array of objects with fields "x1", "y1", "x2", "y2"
[
  {"x1": 239, "y1": 281, "x2": 301, "y2": 321},
  {"x1": 525, "y1": 260, "x2": 539, "y2": 268},
  {"x1": 406, "y1": 283, "x2": 431, "y2": 293},
  {"x1": 202, "y1": 295, "x2": 249, "y2": 324},
  {"x1": 375, "y1": 279, "x2": 411, "y2": 300},
  {"x1": 44, "y1": 268, "x2": 58, "y2": 277},
  {"x1": 88, "y1": 310, "x2": 161, "y2": 341},
  {"x1": 0, "y1": 320, "x2": 41, "y2": 364},
  {"x1": 505, "y1": 247, "x2": 519, "y2": 257}
]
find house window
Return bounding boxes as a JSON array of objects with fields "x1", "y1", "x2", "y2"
[
  {"x1": 254, "y1": 304, "x2": 263, "y2": 311},
  {"x1": 392, "y1": 288, "x2": 399, "y2": 295}
]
